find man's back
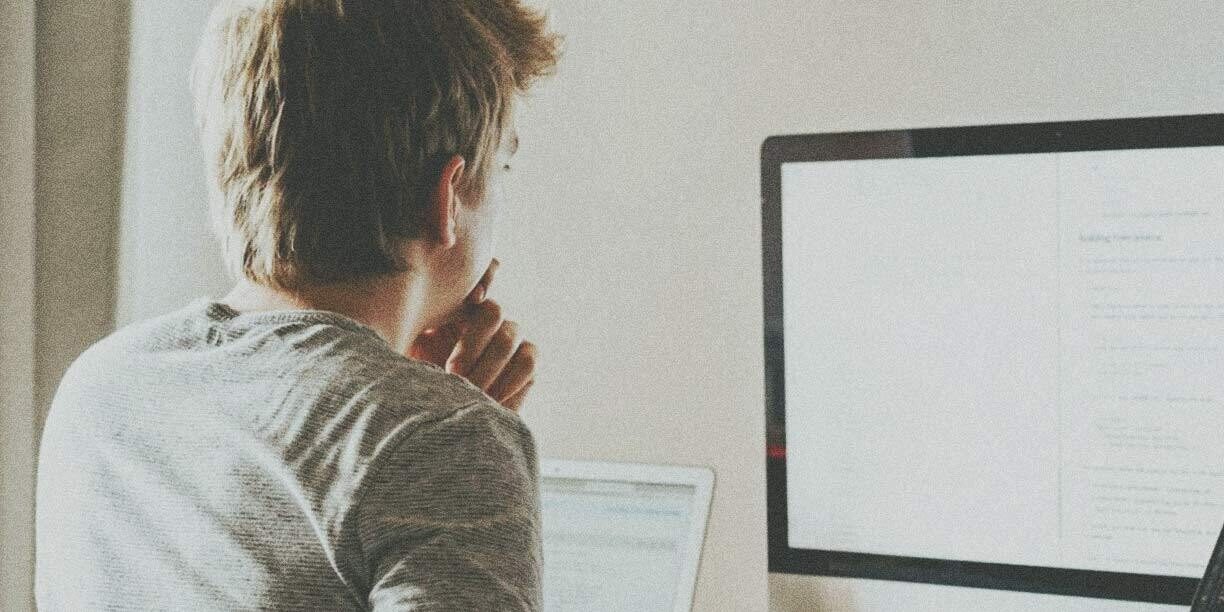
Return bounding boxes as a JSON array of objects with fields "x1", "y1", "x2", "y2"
[{"x1": 35, "y1": 299, "x2": 541, "y2": 610}]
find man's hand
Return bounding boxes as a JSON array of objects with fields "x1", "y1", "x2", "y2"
[{"x1": 406, "y1": 259, "x2": 537, "y2": 412}]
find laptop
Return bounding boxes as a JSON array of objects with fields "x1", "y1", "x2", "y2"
[
  {"x1": 1192, "y1": 520, "x2": 1224, "y2": 611},
  {"x1": 539, "y1": 459, "x2": 715, "y2": 612}
]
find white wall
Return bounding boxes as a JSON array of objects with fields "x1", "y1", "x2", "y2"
[
  {"x1": 111, "y1": 1, "x2": 1224, "y2": 611},
  {"x1": 115, "y1": 0, "x2": 229, "y2": 326},
  {"x1": 499, "y1": 3, "x2": 762, "y2": 610}
]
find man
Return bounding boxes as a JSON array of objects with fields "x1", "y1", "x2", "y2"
[{"x1": 35, "y1": 1, "x2": 559, "y2": 609}]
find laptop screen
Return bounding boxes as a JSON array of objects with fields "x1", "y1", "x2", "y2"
[{"x1": 541, "y1": 476, "x2": 697, "y2": 612}]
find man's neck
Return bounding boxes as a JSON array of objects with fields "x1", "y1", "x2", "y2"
[{"x1": 219, "y1": 275, "x2": 430, "y2": 355}]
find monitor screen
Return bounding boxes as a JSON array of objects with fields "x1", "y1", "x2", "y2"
[
  {"x1": 541, "y1": 476, "x2": 696, "y2": 612},
  {"x1": 763, "y1": 114, "x2": 1224, "y2": 604}
]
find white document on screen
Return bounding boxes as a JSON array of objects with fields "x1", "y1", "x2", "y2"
[
  {"x1": 540, "y1": 478, "x2": 694, "y2": 612},
  {"x1": 781, "y1": 146, "x2": 1224, "y2": 577}
]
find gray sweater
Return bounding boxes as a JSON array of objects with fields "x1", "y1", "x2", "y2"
[{"x1": 35, "y1": 299, "x2": 541, "y2": 611}]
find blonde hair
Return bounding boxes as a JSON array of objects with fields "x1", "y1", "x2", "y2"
[{"x1": 192, "y1": 0, "x2": 559, "y2": 288}]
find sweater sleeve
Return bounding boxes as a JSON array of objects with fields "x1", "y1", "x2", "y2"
[{"x1": 356, "y1": 402, "x2": 542, "y2": 611}]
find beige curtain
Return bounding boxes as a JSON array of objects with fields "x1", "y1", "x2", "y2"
[
  {"x1": 1, "y1": 2, "x2": 128, "y2": 609},
  {"x1": 0, "y1": 0, "x2": 39, "y2": 610}
]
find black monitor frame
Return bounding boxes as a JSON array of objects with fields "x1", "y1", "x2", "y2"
[
  {"x1": 1193, "y1": 521, "x2": 1224, "y2": 610},
  {"x1": 762, "y1": 113, "x2": 1224, "y2": 605}
]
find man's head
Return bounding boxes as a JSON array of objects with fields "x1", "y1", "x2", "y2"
[{"x1": 192, "y1": 0, "x2": 558, "y2": 313}]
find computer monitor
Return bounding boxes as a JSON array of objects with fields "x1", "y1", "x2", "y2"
[
  {"x1": 540, "y1": 459, "x2": 714, "y2": 612},
  {"x1": 762, "y1": 113, "x2": 1224, "y2": 604}
]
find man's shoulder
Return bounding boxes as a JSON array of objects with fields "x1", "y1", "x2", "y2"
[
  {"x1": 58, "y1": 299, "x2": 507, "y2": 454},
  {"x1": 335, "y1": 357, "x2": 530, "y2": 462},
  {"x1": 298, "y1": 334, "x2": 497, "y2": 428},
  {"x1": 241, "y1": 318, "x2": 513, "y2": 462},
  {"x1": 52, "y1": 301, "x2": 212, "y2": 398}
]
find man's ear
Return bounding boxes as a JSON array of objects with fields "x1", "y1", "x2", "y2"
[{"x1": 430, "y1": 155, "x2": 465, "y2": 249}]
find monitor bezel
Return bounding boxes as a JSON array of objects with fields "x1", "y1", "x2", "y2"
[
  {"x1": 1191, "y1": 520, "x2": 1224, "y2": 610},
  {"x1": 762, "y1": 112, "x2": 1224, "y2": 605}
]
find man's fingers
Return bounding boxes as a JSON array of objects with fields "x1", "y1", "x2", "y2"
[
  {"x1": 406, "y1": 323, "x2": 460, "y2": 367},
  {"x1": 501, "y1": 379, "x2": 533, "y2": 412},
  {"x1": 467, "y1": 257, "x2": 500, "y2": 305},
  {"x1": 487, "y1": 341, "x2": 537, "y2": 402},
  {"x1": 481, "y1": 257, "x2": 500, "y2": 286},
  {"x1": 464, "y1": 320, "x2": 520, "y2": 389},
  {"x1": 446, "y1": 300, "x2": 503, "y2": 375}
]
